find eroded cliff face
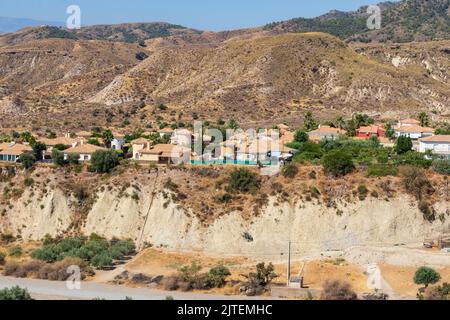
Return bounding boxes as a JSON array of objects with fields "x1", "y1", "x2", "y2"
[{"x1": 1, "y1": 166, "x2": 449, "y2": 257}]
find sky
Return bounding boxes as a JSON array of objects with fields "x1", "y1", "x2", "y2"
[{"x1": 0, "y1": 0, "x2": 393, "y2": 31}]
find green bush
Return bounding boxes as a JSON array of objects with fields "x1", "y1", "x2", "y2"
[
  {"x1": 0, "y1": 252, "x2": 5, "y2": 265},
  {"x1": 294, "y1": 130, "x2": 309, "y2": 143},
  {"x1": 367, "y1": 165, "x2": 398, "y2": 177},
  {"x1": 205, "y1": 265, "x2": 231, "y2": 288},
  {"x1": 322, "y1": 149, "x2": 354, "y2": 177},
  {"x1": 432, "y1": 159, "x2": 450, "y2": 175},
  {"x1": 19, "y1": 153, "x2": 35, "y2": 169},
  {"x1": 0, "y1": 286, "x2": 33, "y2": 300},
  {"x1": 414, "y1": 267, "x2": 441, "y2": 289},
  {"x1": 395, "y1": 136, "x2": 413, "y2": 155},
  {"x1": 67, "y1": 153, "x2": 80, "y2": 165},
  {"x1": 291, "y1": 142, "x2": 324, "y2": 162},
  {"x1": 89, "y1": 150, "x2": 119, "y2": 173},
  {"x1": 24, "y1": 178, "x2": 34, "y2": 187},
  {"x1": 399, "y1": 152, "x2": 432, "y2": 168},
  {"x1": 31, "y1": 236, "x2": 135, "y2": 267},
  {"x1": 8, "y1": 246, "x2": 22, "y2": 257},
  {"x1": 52, "y1": 149, "x2": 66, "y2": 166},
  {"x1": 91, "y1": 253, "x2": 113, "y2": 269},
  {"x1": 229, "y1": 169, "x2": 260, "y2": 193}
]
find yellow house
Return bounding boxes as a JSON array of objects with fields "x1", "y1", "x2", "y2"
[{"x1": 136, "y1": 144, "x2": 191, "y2": 164}]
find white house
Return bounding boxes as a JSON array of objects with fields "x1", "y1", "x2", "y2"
[
  {"x1": 63, "y1": 141, "x2": 108, "y2": 162},
  {"x1": 419, "y1": 135, "x2": 450, "y2": 158},
  {"x1": 171, "y1": 129, "x2": 193, "y2": 147},
  {"x1": 395, "y1": 125, "x2": 434, "y2": 140},
  {"x1": 111, "y1": 133, "x2": 125, "y2": 151}
]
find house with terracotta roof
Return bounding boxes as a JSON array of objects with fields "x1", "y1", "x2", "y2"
[
  {"x1": 0, "y1": 142, "x2": 33, "y2": 162},
  {"x1": 62, "y1": 141, "x2": 107, "y2": 162},
  {"x1": 308, "y1": 125, "x2": 345, "y2": 142},
  {"x1": 131, "y1": 138, "x2": 152, "y2": 161},
  {"x1": 419, "y1": 135, "x2": 450, "y2": 158},
  {"x1": 399, "y1": 119, "x2": 421, "y2": 127},
  {"x1": 395, "y1": 125, "x2": 434, "y2": 140},
  {"x1": 357, "y1": 124, "x2": 385, "y2": 139},
  {"x1": 137, "y1": 144, "x2": 191, "y2": 164}
]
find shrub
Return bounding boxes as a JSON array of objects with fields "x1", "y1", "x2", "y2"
[
  {"x1": 19, "y1": 153, "x2": 35, "y2": 169},
  {"x1": 0, "y1": 286, "x2": 33, "y2": 300},
  {"x1": 294, "y1": 130, "x2": 309, "y2": 143},
  {"x1": 8, "y1": 246, "x2": 22, "y2": 257},
  {"x1": 282, "y1": 163, "x2": 298, "y2": 178},
  {"x1": 0, "y1": 252, "x2": 5, "y2": 265},
  {"x1": 91, "y1": 253, "x2": 113, "y2": 269},
  {"x1": 204, "y1": 265, "x2": 231, "y2": 288},
  {"x1": 357, "y1": 185, "x2": 369, "y2": 200},
  {"x1": 400, "y1": 167, "x2": 435, "y2": 200},
  {"x1": 229, "y1": 169, "x2": 260, "y2": 193},
  {"x1": 23, "y1": 178, "x2": 34, "y2": 187},
  {"x1": 0, "y1": 233, "x2": 16, "y2": 244},
  {"x1": 418, "y1": 201, "x2": 435, "y2": 222},
  {"x1": 321, "y1": 280, "x2": 358, "y2": 300},
  {"x1": 414, "y1": 267, "x2": 441, "y2": 289},
  {"x1": 400, "y1": 151, "x2": 432, "y2": 169},
  {"x1": 422, "y1": 283, "x2": 450, "y2": 300},
  {"x1": 395, "y1": 136, "x2": 413, "y2": 155},
  {"x1": 52, "y1": 149, "x2": 65, "y2": 166},
  {"x1": 245, "y1": 263, "x2": 277, "y2": 289},
  {"x1": 322, "y1": 149, "x2": 354, "y2": 177},
  {"x1": 432, "y1": 159, "x2": 450, "y2": 175},
  {"x1": 89, "y1": 150, "x2": 119, "y2": 173},
  {"x1": 367, "y1": 165, "x2": 398, "y2": 177},
  {"x1": 67, "y1": 153, "x2": 80, "y2": 165}
]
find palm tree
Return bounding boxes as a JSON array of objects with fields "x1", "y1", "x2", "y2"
[{"x1": 418, "y1": 112, "x2": 430, "y2": 127}]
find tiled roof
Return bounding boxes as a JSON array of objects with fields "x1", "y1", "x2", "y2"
[
  {"x1": 39, "y1": 137, "x2": 75, "y2": 146},
  {"x1": 131, "y1": 138, "x2": 149, "y2": 145},
  {"x1": 0, "y1": 143, "x2": 32, "y2": 156},
  {"x1": 63, "y1": 143, "x2": 107, "y2": 154},
  {"x1": 400, "y1": 119, "x2": 420, "y2": 124},
  {"x1": 140, "y1": 144, "x2": 189, "y2": 157},
  {"x1": 419, "y1": 135, "x2": 450, "y2": 143},
  {"x1": 309, "y1": 125, "x2": 345, "y2": 135},
  {"x1": 396, "y1": 125, "x2": 434, "y2": 133},
  {"x1": 358, "y1": 125, "x2": 382, "y2": 134}
]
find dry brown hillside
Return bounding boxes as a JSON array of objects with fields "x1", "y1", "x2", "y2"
[
  {"x1": 0, "y1": 32, "x2": 448, "y2": 131},
  {"x1": 90, "y1": 33, "x2": 449, "y2": 123}
]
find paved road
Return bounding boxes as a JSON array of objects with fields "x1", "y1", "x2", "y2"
[{"x1": 0, "y1": 276, "x2": 262, "y2": 300}]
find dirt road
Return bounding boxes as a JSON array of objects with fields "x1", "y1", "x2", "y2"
[{"x1": 0, "y1": 276, "x2": 263, "y2": 300}]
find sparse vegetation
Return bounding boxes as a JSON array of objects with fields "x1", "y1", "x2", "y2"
[
  {"x1": 229, "y1": 169, "x2": 260, "y2": 194},
  {"x1": 320, "y1": 280, "x2": 358, "y2": 300},
  {"x1": 322, "y1": 150, "x2": 354, "y2": 177},
  {"x1": 0, "y1": 286, "x2": 33, "y2": 300}
]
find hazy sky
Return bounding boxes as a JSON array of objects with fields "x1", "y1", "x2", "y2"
[{"x1": 0, "y1": 0, "x2": 394, "y2": 31}]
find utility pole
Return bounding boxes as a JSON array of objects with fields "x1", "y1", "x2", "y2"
[{"x1": 287, "y1": 240, "x2": 291, "y2": 287}]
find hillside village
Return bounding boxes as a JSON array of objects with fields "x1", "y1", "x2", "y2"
[{"x1": 0, "y1": 112, "x2": 449, "y2": 169}]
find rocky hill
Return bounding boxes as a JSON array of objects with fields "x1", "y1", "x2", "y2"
[
  {"x1": 265, "y1": 0, "x2": 450, "y2": 43},
  {"x1": 0, "y1": 166, "x2": 448, "y2": 255},
  {"x1": 0, "y1": 22, "x2": 193, "y2": 46},
  {"x1": 0, "y1": 32, "x2": 448, "y2": 131}
]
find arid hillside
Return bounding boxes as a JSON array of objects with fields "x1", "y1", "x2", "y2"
[{"x1": 0, "y1": 31, "x2": 448, "y2": 130}]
